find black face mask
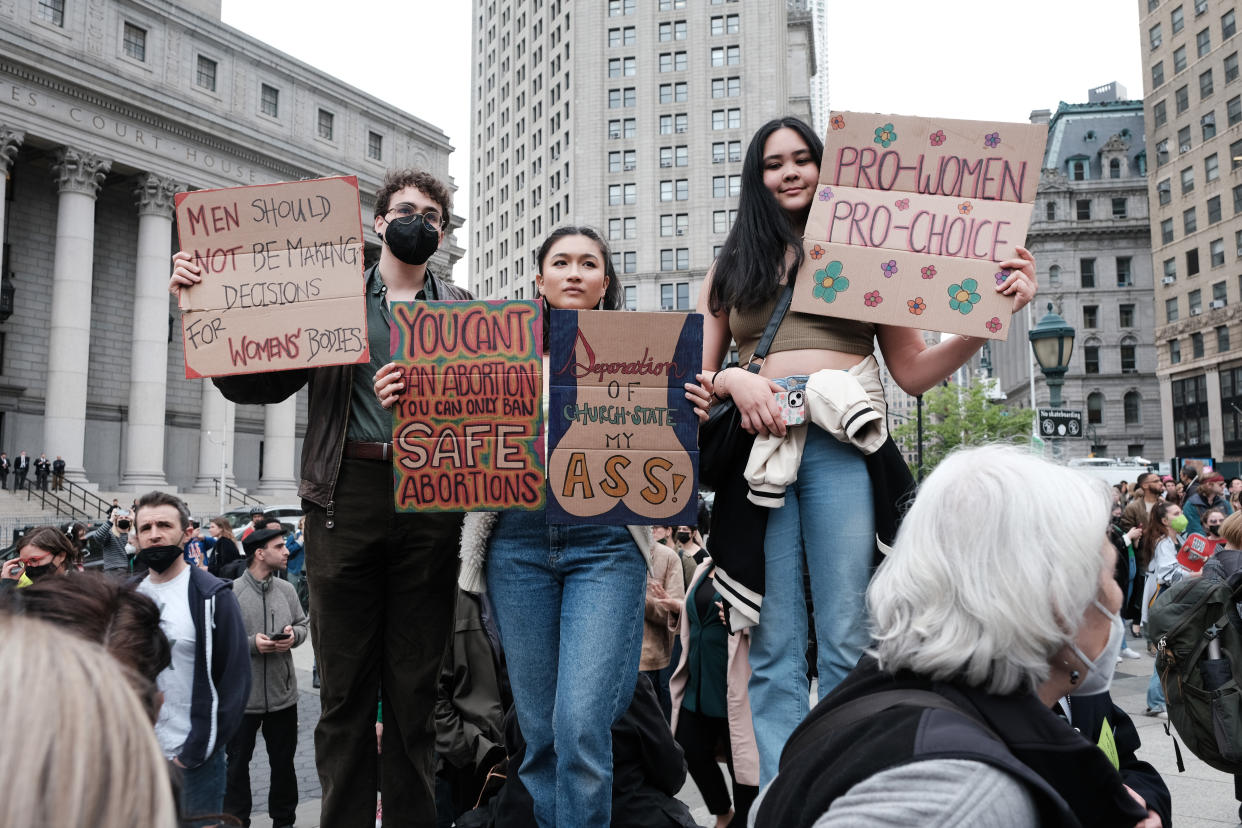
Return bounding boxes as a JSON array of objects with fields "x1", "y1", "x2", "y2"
[
  {"x1": 24, "y1": 559, "x2": 59, "y2": 581},
  {"x1": 383, "y1": 216, "x2": 440, "y2": 266},
  {"x1": 138, "y1": 544, "x2": 184, "y2": 574},
  {"x1": 675, "y1": 531, "x2": 692, "y2": 544}
]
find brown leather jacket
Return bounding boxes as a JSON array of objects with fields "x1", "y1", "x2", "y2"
[{"x1": 212, "y1": 266, "x2": 472, "y2": 511}]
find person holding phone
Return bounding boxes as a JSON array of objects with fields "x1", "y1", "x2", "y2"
[
  {"x1": 224, "y1": 526, "x2": 309, "y2": 828},
  {"x1": 91, "y1": 507, "x2": 133, "y2": 575}
]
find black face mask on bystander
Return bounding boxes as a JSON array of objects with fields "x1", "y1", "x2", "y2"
[
  {"x1": 383, "y1": 218, "x2": 439, "y2": 266},
  {"x1": 138, "y1": 544, "x2": 183, "y2": 574}
]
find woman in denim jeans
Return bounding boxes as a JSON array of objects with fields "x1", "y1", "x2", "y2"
[
  {"x1": 379, "y1": 227, "x2": 653, "y2": 828},
  {"x1": 689, "y1": 116, "x2": 1040, "y2": 785}
]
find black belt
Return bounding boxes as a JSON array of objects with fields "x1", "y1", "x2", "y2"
[{"x1": 343, "y1": 441, "x2": 392, "y2": 461}]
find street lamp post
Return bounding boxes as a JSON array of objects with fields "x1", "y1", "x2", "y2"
[{"x1": 1028, "y1": 303, "x2": 1076, "y2": 408}]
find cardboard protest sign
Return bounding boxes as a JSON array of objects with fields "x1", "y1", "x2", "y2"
[
  {"x1": 546, "y1": 309, "x2": 701, "y2": 525},
  {"x1": 391, "y1": 300, "x2": 545, "y2": 512},
  {"x1": 175, "y1": 176, "x2": 369, "y2": 377},
  {"x1": 793, "y1": 112, "x2": 1048, "y2": 340}
]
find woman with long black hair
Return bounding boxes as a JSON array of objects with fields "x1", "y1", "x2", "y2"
[{"x1": 689, "y1": 116, "x2": 1038, "y2": 784}]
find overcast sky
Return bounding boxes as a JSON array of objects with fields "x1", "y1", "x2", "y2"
[{"x1": 220, "y1": 0, "x2": 1145, "y2": 272}]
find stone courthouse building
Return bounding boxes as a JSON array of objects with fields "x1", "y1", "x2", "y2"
[{"x1": 0, "y1": 0, "x2": 461, "y2": 494}]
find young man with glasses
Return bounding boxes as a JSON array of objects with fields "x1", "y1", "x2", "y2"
[{"x1": 170, "y1": 169, "x2": 472, "y2": 828}]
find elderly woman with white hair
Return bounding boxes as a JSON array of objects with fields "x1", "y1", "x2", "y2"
[{"x1": 751, "y1": 445, "x2": 1165, "y2": 828}]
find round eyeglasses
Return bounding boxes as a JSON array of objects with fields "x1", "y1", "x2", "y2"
[{"x1": 386, "y1": 205, "x2": 442, "y2": 231}]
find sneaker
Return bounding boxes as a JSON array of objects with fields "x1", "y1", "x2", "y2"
[
  {"x1": 1120, "y1": 647, "x2": 1143, "y2": 660},
  {"x1": 1144, "y1": 707, "x2": 1168, "y2": 719}
]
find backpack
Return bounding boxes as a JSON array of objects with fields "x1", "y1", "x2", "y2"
[{"x1": 1147, "y1": 569, "x2": 1242, "y2": 773}]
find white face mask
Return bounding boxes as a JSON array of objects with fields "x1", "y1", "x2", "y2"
[{"x1": 1068, "y1": 600, "x2": 1123, "y2": 697}]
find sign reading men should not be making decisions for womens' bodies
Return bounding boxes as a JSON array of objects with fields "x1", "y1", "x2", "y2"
[
  {"x1": 546, "y1": 309, "x2": 702, "y2": 526},
  {"x1": 391, "y1": 300, "x2": 546, "y2": 513},
  {"x1": 793, "y1": 112, "x2": 1048, "y2": 340},
  {"x1": 175, "y1": 176, "x2": 369, "y2": 378}
]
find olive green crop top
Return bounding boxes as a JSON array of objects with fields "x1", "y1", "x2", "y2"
[{"x1": 729, "y1": 296, "x2": 877, "y2": 363}]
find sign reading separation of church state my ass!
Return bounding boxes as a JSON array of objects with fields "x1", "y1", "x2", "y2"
[
  {"x1": 792, "y1": 112, "x2": 1048, "y2": 340},
  {"x1": 390, "y1": 300, "x2": 545, "y2": 513},
  {"x1": 174, "y1": 176, "x2": 369, "y2": 377},
  {"x1": 546, "y1": 309, "x2": 701, "y2": 526}
]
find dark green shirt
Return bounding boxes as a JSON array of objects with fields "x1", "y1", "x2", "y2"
[
  {"x1": 683, "y1": 568, "x2": 729, "y2": 718},
  {"x1": 345, "y1": 264, "x2": 437, "y2": 443}
]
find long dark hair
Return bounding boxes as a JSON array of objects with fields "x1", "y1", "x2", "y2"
[
  {"x1": 535, "y1": 226, "x2": 623, "y2": 346},
  {"x1": 1138, "y1": 501, "x2": 1173, "y2": 572},
  {"x1": 708, "y1": 116, "x2": 823, "y2": 314}
]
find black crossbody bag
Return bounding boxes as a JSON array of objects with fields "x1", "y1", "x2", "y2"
[{"x1": 698, "y1": 283, "x2": 794, "y2": 489}]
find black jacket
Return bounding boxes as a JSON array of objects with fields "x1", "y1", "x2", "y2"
[{"x1": 755, "y1": 656, "x2": 1149, "y2": 828}]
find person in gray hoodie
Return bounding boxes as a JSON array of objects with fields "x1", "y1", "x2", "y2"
[{"x1": 224, "y1": 527, "x2": 309, "y2": 828}]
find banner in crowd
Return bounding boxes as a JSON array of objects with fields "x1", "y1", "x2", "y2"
[
  {"x1": 175, "y1": 175, "x2": 369, "y2": 377},
  {"x1": 546, "y1": 309, "x2": 701, "y2": 525},
  {"x1": 792, "y1": 112, "x2": 1048, "y2": 340},
  {"x1": 391, "y1": 300, "x2": 545, "y2": 512}
]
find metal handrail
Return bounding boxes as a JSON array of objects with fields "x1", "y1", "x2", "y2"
[
  {"x1": 20, "y1": 479, "x2": 92, "y2": 520},
  {"x1": 214, "y1": 478, "x2": 264, "y2": 508}
]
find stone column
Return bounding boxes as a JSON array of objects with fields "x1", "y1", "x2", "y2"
[
  {"x1": 1158, "y1": 374, "x2": 1175, "y2": 460},
  {"x1": 254, "y1": 396, "x2": 299, "y2": 498},
  {"x1": 44, "y1": 147, "x2": 111, "y2": 482},
  {"x1": 1206, "y1": 365, "x2": 1224, "y2": 460},
  {"x1": 193, "y1": 382, "x2": 235, "y2": 495},
  {"x1": 0, "y1": 127, "x2": 25, "y2": 255},
  {"x1": 121, "y1": 174, "x2": 181, "y2": 487}
]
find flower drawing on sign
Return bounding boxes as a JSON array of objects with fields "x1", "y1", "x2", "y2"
[
  {"x1": 813, "y1": 261, "x2": 849, "y2": 304},
  {"x1": 948, "y1": 278, "x2": 982, "y2": 315},
  {"x1": 994, "y1": 268, "x2": 1011, "y2": 286},
  {"x1": 809, "y1": 244, "x2": 825, "y2": 260},
  {"x1": 881, "y1": 259, "x2": 898, "y2": 278},
  {"x1": 895, "y1": 198, "x2": 910, "y2": 211},
  {"x1": 864, "y1": 290, "x2": 883, "y2": 307},
  {"x1": 984, "y1": 131, "x2": 1002, "y2": 148},
  {"x1": 920, "y1": 265, "x2": 937, "y2": 280},
  {"x1": 818, "y1": 186, "x2": 834, "y2": 202},
  {"x1": 874, "y1": 123, "x2": 897, "y2": 148},
  {"x1": 958, "y1": 201, "x2": 973, "y2": 215},
  {"x1": 986, "y1": 316, "x2": 1003, "y2": 333},
  {"x1": 929, "y1": 129, "x2": 946, "y2": 147},
  {"x1": 907, "y1": 297, "x2": 927, "y2": 315},
  {"x1": 831, "y1": 114, "x2": 846, "y2": 130}
]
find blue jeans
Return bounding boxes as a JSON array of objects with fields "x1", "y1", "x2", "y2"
[
  {"x1": 486, "y1": 509, "x2": 647, "y2": 828},
  {"x1": 748, "y1": 425, "x2": 875, "y2": 786},
  {"x1": 181, "y1": 746, "x2": 227, "y2": 828},
  {"x1": 1148, "y1": 667, "x2": 1167, "y2": 711}
]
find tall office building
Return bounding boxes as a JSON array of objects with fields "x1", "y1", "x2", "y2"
[
  {"x1": 468, "y1": 0, "x2": 822, "y2": 312},
  {"x1": 989, "y1": 87, "x2": 1162, "y2": 462},
  {"x1": 1140, "y1": 0, "x2": 1241, "y2": 468}
]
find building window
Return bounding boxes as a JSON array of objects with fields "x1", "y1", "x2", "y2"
[
  {"x1": 1068, "y1": 157, "x2": 1089, "y2": 180},
  {"x1": 1182, "y1": 166, "x2": 1196, "y2": 193},
  {"x1": 1157, "y1": 138, "x2": 1170, "y2": 166},
  {"x1": 1083, "y1": 305, "x2": 1098, "y2": 328},
  {"x1": 1188, "y1": 247, "x2": 1201, "y2": 275},
  {"x1": 623, "y1": 285, "x2": 637, "y2": 310},
  {"x1": 1116, "y1": 257, "x2": 1132, "y2": 286},
  {"x1": 1209, "y1": 194, "x2": 1223, "y2": 223},
  {"x1": 1172, "y1": 375, "x2": 1210, "y2": 451},
  {"x1": 317, "y1": 109, "x2": 334, "y2": 141},
  {"x1": 608, "y1": 26, "x2": 637, "y2": 46},
  {"x1": 1175, "y1": 44, "x2": 1188, "y2": 72},
  {"x1": 1218, "y1": 325, "x2": 1231, "y2": 354},
  {"x1": 1190, "y1": 288, "x2": 1203, "y2": 314},
  {"x1": 1192, "y1": 331, "x2": 1205, "y2": 358},
  {"x1": 1201, "y1": 68, "x2": 1215, "y2": 98},
  {"x1": 1164, "y1": 258, "x2": 1178, "y2": 281},
  {"x1": 1109, "y1": 158, "x2": 1122, "y2": 179},
  {"x1": 1153, "y1": 60, "x2": 1166, "y2": 87},
  {"x1": 711, "y1": 77, "x2": 742, "y2": 98},
  {"x1": 1048, "y1": 264, "x2": 1061, "y2": 286},
  {"x1": 368, "y1": 131, "x2": 383, "y2": 161},
  {"x1": 1225, "y1": 9, "x2": 1238, "y2": 38},
  {"x1": 710, "y1": 14, "x2": 740, "y2": 35},
  {"x1": 123, "y1": 22, "x2": 147, "y2": 62},
  {"x1": 608, "y1": 0, "x2": 635, "y2": 15},
  {"x1": 658, "y1": 51, "x2": 688, "y2": 72},
  {"x1": 1084, "y1": 342, "x2": 1100, "y2": 374},
  {"x1": 1172, "y1": 4, "x2": 1185, "y2": 33},
  {"x1": 1198, "y1": 27, "x2": 1212, "y2": 57},
  {"x1": 1081, "y1": 258, "x2": 1096, "y2": 288},
  {"x1": 1158, "y1": 178, "x2": 1172, "y2": 205},
  {"x1": 1119, "y1": 303, "x2": 1135, "y2": 328},
  {"x1": 1121, "y1": 337, "x2": 1138, "y2": 373},
  {"x1": 660, "y1": 282, "x2": 690, "y2": 310},
  {"x1": 1162, "y1": 217, "x2": 1175, "y2": 243},
  {"x1": 1170, "y1": 339, "x2": 1182, "y2": 364},
  {"x1": 260, "y1": 83, "x2": 279, "y2": 117},
  {"x1": 1124, "y1": 392, "x2": 1142, "y2": 425},
  {"x1": 1076, "y1": 199, "x2": 1091, "y2": 220},
  {"x1": 1214, "y1": 280, "x2": 1228, "y2": 304},
  {"x1": 1176, "y1": 85, "x2": 1190, "y2": 114},
  {"x1": 1150, "y1": 22, "x2": 1164, "y2": 49},
  {"x1": 1167, "y1": 296, "x2": 1180, "y2": 322},
  {"x1": 1229, "y1": 52, "x2": 1241, "y2": 84},
  {"x1": 1212, "y1": 237, "x2": 1226, "y2": 266},
  {"x1": 608, "y1": 118, "x2": 637, "y2": 139},
  {"x1": 1045, "y1": 201, "x2": 1056, "y2": 220},
  {"x1": 658, "y1": 20, "x2": 688, "y2": 41},
  {"x1": 1153, "y1": 100, "x2": 1168, "y2": 128},
  {"x1": 36, "y1": 0, "x2": 64, "y2": 26},
  {"x1": 1111, "y1": 197, "x2": 1127, "y2": 218},
  {"x1": 195, "y1": 55, "x2": 217, "y2": 92},
  {"x1": 608, "y1": 57, "x2": 637, "y2": 77},
  {"x1": 1185, "y1": 206, "x2": 1198, "y2": 234},
  {"x1": 607, "y1": 88, "x2": 636, "y2": 108},
  {"x1": 1087, "y1": 392, "x2": 1104, "y2": 423},
  {"x1": 1231, "y1": 96, "x2": 1242, "y2": 127},
  {"x1": 1203, "y1": 110, "x2": 1218, "y2": 140}
]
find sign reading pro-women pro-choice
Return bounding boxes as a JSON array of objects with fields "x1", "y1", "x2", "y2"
[
  {"x1": 793, "y1": 112, "x2": 1048, "y2": 340},
  {"x1": 546, "y1": 310, "x2": 701, "y2": 526},
  {"x1": 175, "y1": 175, "x2": 370, "y2": 377}
]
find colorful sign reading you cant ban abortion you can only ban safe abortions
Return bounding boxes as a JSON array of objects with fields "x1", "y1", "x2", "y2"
[
  {"x1": 391, "y1": 300, "x2": 545, "y2": 513},
  {"x1": 792, "y1": 112, "x2": 1048, "y2": 340},
  {"x1": 547, "y1": 309, "x2": 702, "y2": 526},
  {"x1": 175, "y1": 175, "x2": 370, "y2": 378}
]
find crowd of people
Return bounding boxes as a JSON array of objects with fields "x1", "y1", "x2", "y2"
[
  {"x1": 1, "y1": 113, "x2": 1224, "y2": 828},
  {"x1": 0, "y1": 450, "x2": 67, "y2": 491}
]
